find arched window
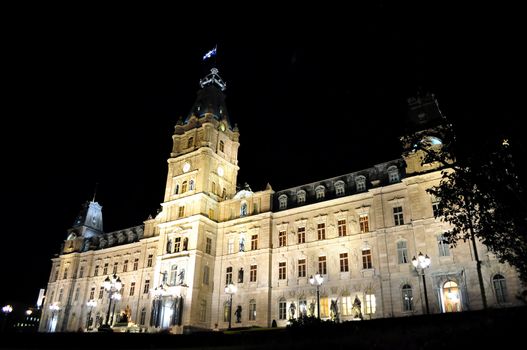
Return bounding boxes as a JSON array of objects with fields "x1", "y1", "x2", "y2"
[
  {"x1": 174, "y1": 183, "x2": 179, "y2": 195},
  {"x1": 335, "y1": 180, "x2": 345, "y2": 196},
  {"x1": 240, "y1": 202, "x2": 248, "y2": 217},
  {"x1": 315, "y1": 185, "x2": 325, "y2": 199},
  {"x1": 187, "y1": 137, "x2": 194, "y2": 149},
  {"x1": 493, "y1": 274, "x2": 507, "y2": 304},
  {"x1": 355, "y1": 176, "x2": 366, "y2": 192},
  {"x1": 181, "y1": 181, "x2": 188, "y2": 193},
  {"x1": 388, "y1": 165, "x2": 399, "y2": 183},
  {"x1": 219, "y1": 140, "x2": 224, "y2": 152},
  {"x1": 297, "y1": 190, "x2": 306, "y2": 204},
  {"x1": 189, "y1": 179, "x2": 195, "y2": 191},
  {"x1": 401, "y1": 284, "x2": 413, "y2": 311},
  {"x1": 278, "y1": 194, "x2": 288, "y2": 209},
  {"x1": 249, "y1": 299, "x2": 256, "y2": 320}
]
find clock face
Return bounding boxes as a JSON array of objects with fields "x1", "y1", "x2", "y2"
[
  {"x1": 182, "y1": 162, "x2": 191, "y2": 173},
  {"x1": 217, "y1": 166, "x2": 224, "y2": 177}
]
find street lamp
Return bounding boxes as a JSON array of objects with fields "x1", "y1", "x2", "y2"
[
  {"x1": 100, "y1": 273, "x2": 122, "y2": 330},
  {"x1": 309, "y1": 273, "x2": 324, "y2": 320},
  {"x1": 412, "y1": 252, "x2": 431, "y2": 314},
  {"x1": 48, "y1": 303, "x2": 60, "y2": 332},
  {"x1": 224, "y1": 283, "x2": 237, "y2": 329},
  {"x1": 2, "y1": 305, "x2": 13, "y2": 333},
  {"x1": 86, "y1": 299, "x2": 97, "y2": 330}
]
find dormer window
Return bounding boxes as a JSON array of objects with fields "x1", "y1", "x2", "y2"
[
  {"x1": 187, "y1": 137, "x2": 194, "y2": 149},
  {"x1": 355, "y1": 176, "x2": 366, "y2": 192},
  {"x1": 335, "y1": 180, "x2": 345, "y2": 196},
  {"x1": 278, "y1": 194, "x2": 288, "y2": 209},
  {"x1": 315, "y1": 185, "x2": 325, "y2": 199},
  {"x1": 297, "y1": 190, "x2": 306, "y2": 204},
  {"x1": 388, "y1": 166, "x2": 399, "y2": 183}
]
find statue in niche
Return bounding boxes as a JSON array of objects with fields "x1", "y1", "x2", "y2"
[
  {"x1": 352, "y1": 295, "x2": 363, "y2": 320},
  {"x1": 235, "y1": 305, "x2": 242, "y2": 323},
  {"x1": 308, "y1": 301, "x2": 316, "y2": 317},
  {"x1": 178, "y1": 268, "x2": 185, "y2": 285},
  {"x1": 289, "y1": 302, "x2": 296, "y2": 319},
  {"x1": 330, "y1": 299, "x2": 340, "y2": 322},
  {"x1": 166, "y1": 239, "x2": 172, "y2": 254},
  {"x1": 238, "y1": 268, "x2": 244, "y2": 283},
  {"x1": 183, "y1": 237, "x2": 188, "y2": 251},
  {"x1": 161, "y1": 270, "x2": 168, "y2": 284},
  {"x1": 239, "y1": 236, "x2": 245, "y2": 252}
]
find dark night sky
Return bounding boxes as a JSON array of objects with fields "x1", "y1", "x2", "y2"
[{"x1": 1, "y1": 4, "x2": 524, "y2": 307}]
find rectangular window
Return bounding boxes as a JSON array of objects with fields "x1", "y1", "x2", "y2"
[
  {"x1": 175, "y1": 237, "x2": 181, "y2": 253},
  {"x1": 170, "y1": 265, "x2": 178, "y2": 285},
  {"x1": 298, "y1": 227, "x2": 306, "y2": 244},
  {"x1": 203, "y1": 266, "x2": 210, "y2": 285},
  {"x1": 359, "y1": 215, "x2": 369, "y2": 233},
  {"x1": 340, "y1": 296, "x2": 352, "y2": 316},
  {"x1": 338, "y1": 219, "x2": 347, "y2": 237},
  {"x1": 147, "y1": 254, "x2": 153, "y2": 267},
  {"x1": 279, "y1": 300, "x2": 287, "y2": 320},
  {"x1": 397, "y1": 241, "x2": 409, "y2": 264},
  {"x1": 113, "y1": 262, "x2": 118, "y2": 274},
  {"x1": 123, "y1": 260, "x2": 128, "y2": 273},
  {"x1": 278, "y1": 262, "x2": 286, "y2": 280},
  {"x1": 278, "y1": 231, "x2": 287, "y2": 247},
  {"x1": 178, "y1": 206, "x2": 185, "y2": 218},
  {"x1": 74, "y1": 288, "x2": 80, "y2": 301},
  {"x1": 227, "y1": 238, "x2": 234, "y2": 254},
  {"x1": 318, "y1": 256, "x2": 327, "y2": 275},
  {"x1": 365, "y1": 294, "x2": 376, "y2": 314},
  {"x1": 79, "y1": 266, "x2": 84, "y2": 278},
  {"x1": 362, "y1": 249, "x2": 373, "y2": 269},
  {"x1": 432, "y1": 202, "x2": 440, "y2": 217},
  {"x1": 199, "y1": 300, "x2": 207, "y2": 322},
  {"x1": 250, "y1": 265, "x2": 257, "y2": 282},
  {"x1": 249, "y1": 301, "x2": 256, "y2": 321},
  {"x1": 211, "y1": 181, "x2": 216, "y2": 194},
  {"x1": 130, "y1": 282, "x2": 136, "y2": 296},
  {"x1": 54, "y1": 269, "x2": 59, "y2": 281},
  {"x1": 340, "y1": 253, "x2": 349, "y2": 272},
  {"x1": 103, "y1": 263, "x2": 108, "y2": 275},
  {"x1": 140, "y1": 308, "x2": 146, "y2": 325},
  {"x1": 89, "y1": 287, "x2": 95, "y2": 300},
  {"x1": 133, "y1": 258, "x2": 139, "y2": 271},
  {"x1": 402, "y1": 286, "x2": 413, "y2": 311},
  {"x1": 251, "y1": 234, "x2": 258, "y2": 250},
  {"x1": 320, "y1": 297, "x2": 329, "y2": 317},
  {"x1": 63, "y1": 268, "x2": 68, "y2": 280},
  {"x1": 298, "y1": 259, "x2": 306, "y2": 277},
  {"x1": 143, "y1": 280, "x2": 150, "y2": 294},
  {"x1": 393, "y1": 206, "x2": 404, "y2": 226},
  {"x1": 226, "y1": 267, "x2": 233, "y2": 285},
  {"x1": 205, "y1": 237, "x2": 212, "y2": 254},
  {"x1": 317, "y1": 223, "x2": 326, "y2": 240},
  {"x1": 98, "y1": 287, "x2": 104, "y2": 299},
  {"x1": 437, "y1": 234, "x2": 450, "y2": 257}
]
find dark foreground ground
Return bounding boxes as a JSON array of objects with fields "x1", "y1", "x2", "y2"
[{"x1": 2, "y1": 306, "x2": 526, "y2": 349}]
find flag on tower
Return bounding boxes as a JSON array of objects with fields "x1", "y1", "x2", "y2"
[{"x1": 203, "y1": 46, "x2": 217, "y2": 61}]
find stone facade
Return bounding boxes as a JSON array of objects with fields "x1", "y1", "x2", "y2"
[{"x1": 39, "y1": 70, "x2": 523, "y2": 333}]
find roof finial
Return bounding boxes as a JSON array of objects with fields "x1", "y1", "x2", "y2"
[{"x1": 92, "y1": 182, "x2": 99, "y2": 202}]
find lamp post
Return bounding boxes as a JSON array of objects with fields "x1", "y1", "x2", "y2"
[
  {"x1": 48, "y1": 303, "x2": 60, "y2": 332},
  {"x1": 2, "y1": 305, "x2": 13, "y2": 333},
  {"x1": 309, "y1": 273, "x2": 324, "y2": 320},
  {"x1": 101, "y1": 273, "x2": 122, "y2": 330},
  {"x1": 412, "y1": 252, "x2": 431, "y2": 314},
  {"x1": 224, "y1": 283, "x2": 237, "y2": 329},
  {"x1": 86, "y1": 299, "x2": 97, "y2": 330}
]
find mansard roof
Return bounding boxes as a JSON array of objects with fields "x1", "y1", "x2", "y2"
[
  {"x1": 273, "y1": 158, "x2": 406, "y2": 211},
  {"x1": 80, "y1": 225, "x2": 144, "y2": 252}
]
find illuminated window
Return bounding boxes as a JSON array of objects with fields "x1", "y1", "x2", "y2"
[
  {"x1": 143, "y1": 280, "x2": 150, "y2": 294},
  {"x1": 388, "y1": 166, "x2": 399, "y2": 183},
  {"x1": 297, "y1": 190, "x2": 306, "y2": 204},
  {"x1": 340, "y1": 253, "x2": 349, "y2": 272},
  {"x1": 279, "y1": 298, "x2": 287, "y2": 320},
  {"x1": 298, "y1": 227, "x2": 306, "y2": 244},
  {"x1": 279, "y1": 262, "x2": 286, "y2": 280},
  {"x1": 402, "y1": 284, "x2": 413, "y2": 311},
  {"x1": 278, "y1": 195, "x2": 288, "y2": 209},
  {"x1": 219, "y1": 140, "x2": 224, "y2": 152},
  {"x1": 181, "y1": 181, "x2": 188, "y2": 193},
  {"x1": 340, "y1": 296, "x2": 352, "y2": 316},
  {"x1": 315, "y1": 185, "x2": 325, "y2": 199},
  {"x1": 318, "y1": 256, "x2": 327, "y2": 275},
  {"x1": 251, "y1": 234, "x2": 258, "y2": 250},
  {"x1": 317, "y1": 223, "x2": 326, "y2": 240},
  {"x1": 393, "y1": 206, "x2": 404, "y2": 226},
  {"x1": 250, "y1": 265, "x2": 257, "y2": 282},
  {"x1": 178, "y1": 206, "x2": 185, "y2": 218},
  {"x1": 338, "y1": 219, "x2": 347, "y2": 237},
  {"x1": 365, "y1": 294, "x2": 376, "y2": 314},
  {"x1": 362, "y1": 249, "x2": 372, "y2": 269},
  {"x1": 493, "y1": 274, "x2": 507, "y2": 303},
  {"x1": 355, "y1": 176, "x2": 366, "y2": 192},
  {"x1": 320, "y1": 297, "x2": 329, "y2": 317},
  {"x1": 359, "y1": 215, "x2": 369, "y2": 233},
  {"x1": 298, "y1": 259, "x2": 306, "y2": 277},
  {"x1": 335, "y1": 180, "x2": 345, "y2": 196},
  {"x1": 437, "y1": 234, "x2": 450, "y2": 257},
  {"x1": 279, "y1": 231, "x2": 287, "y2": 247},
  {"x1": 226, "y1": 267, "x2": 233, "y2": 285},
  {"x1": 397, "y1": 241, "x2": 409, "y2": 264},
  {"x1": 249, "y1": 299, "x2": 256, "y2": 321},
  {"x1": 187, "y1": 137, "x2": 193, "y2": 148},
  {"x1": 129, "y1": 282, "x2": 136, "y2": 296}
]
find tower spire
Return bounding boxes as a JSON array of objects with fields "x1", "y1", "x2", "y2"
[{"x1": 92, "y1": 182, "x2": 99, "y2": 202}]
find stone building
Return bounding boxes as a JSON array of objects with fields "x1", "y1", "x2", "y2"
[{"x1": 39, "y1": 68, "x2": 523, "y2": 333}]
